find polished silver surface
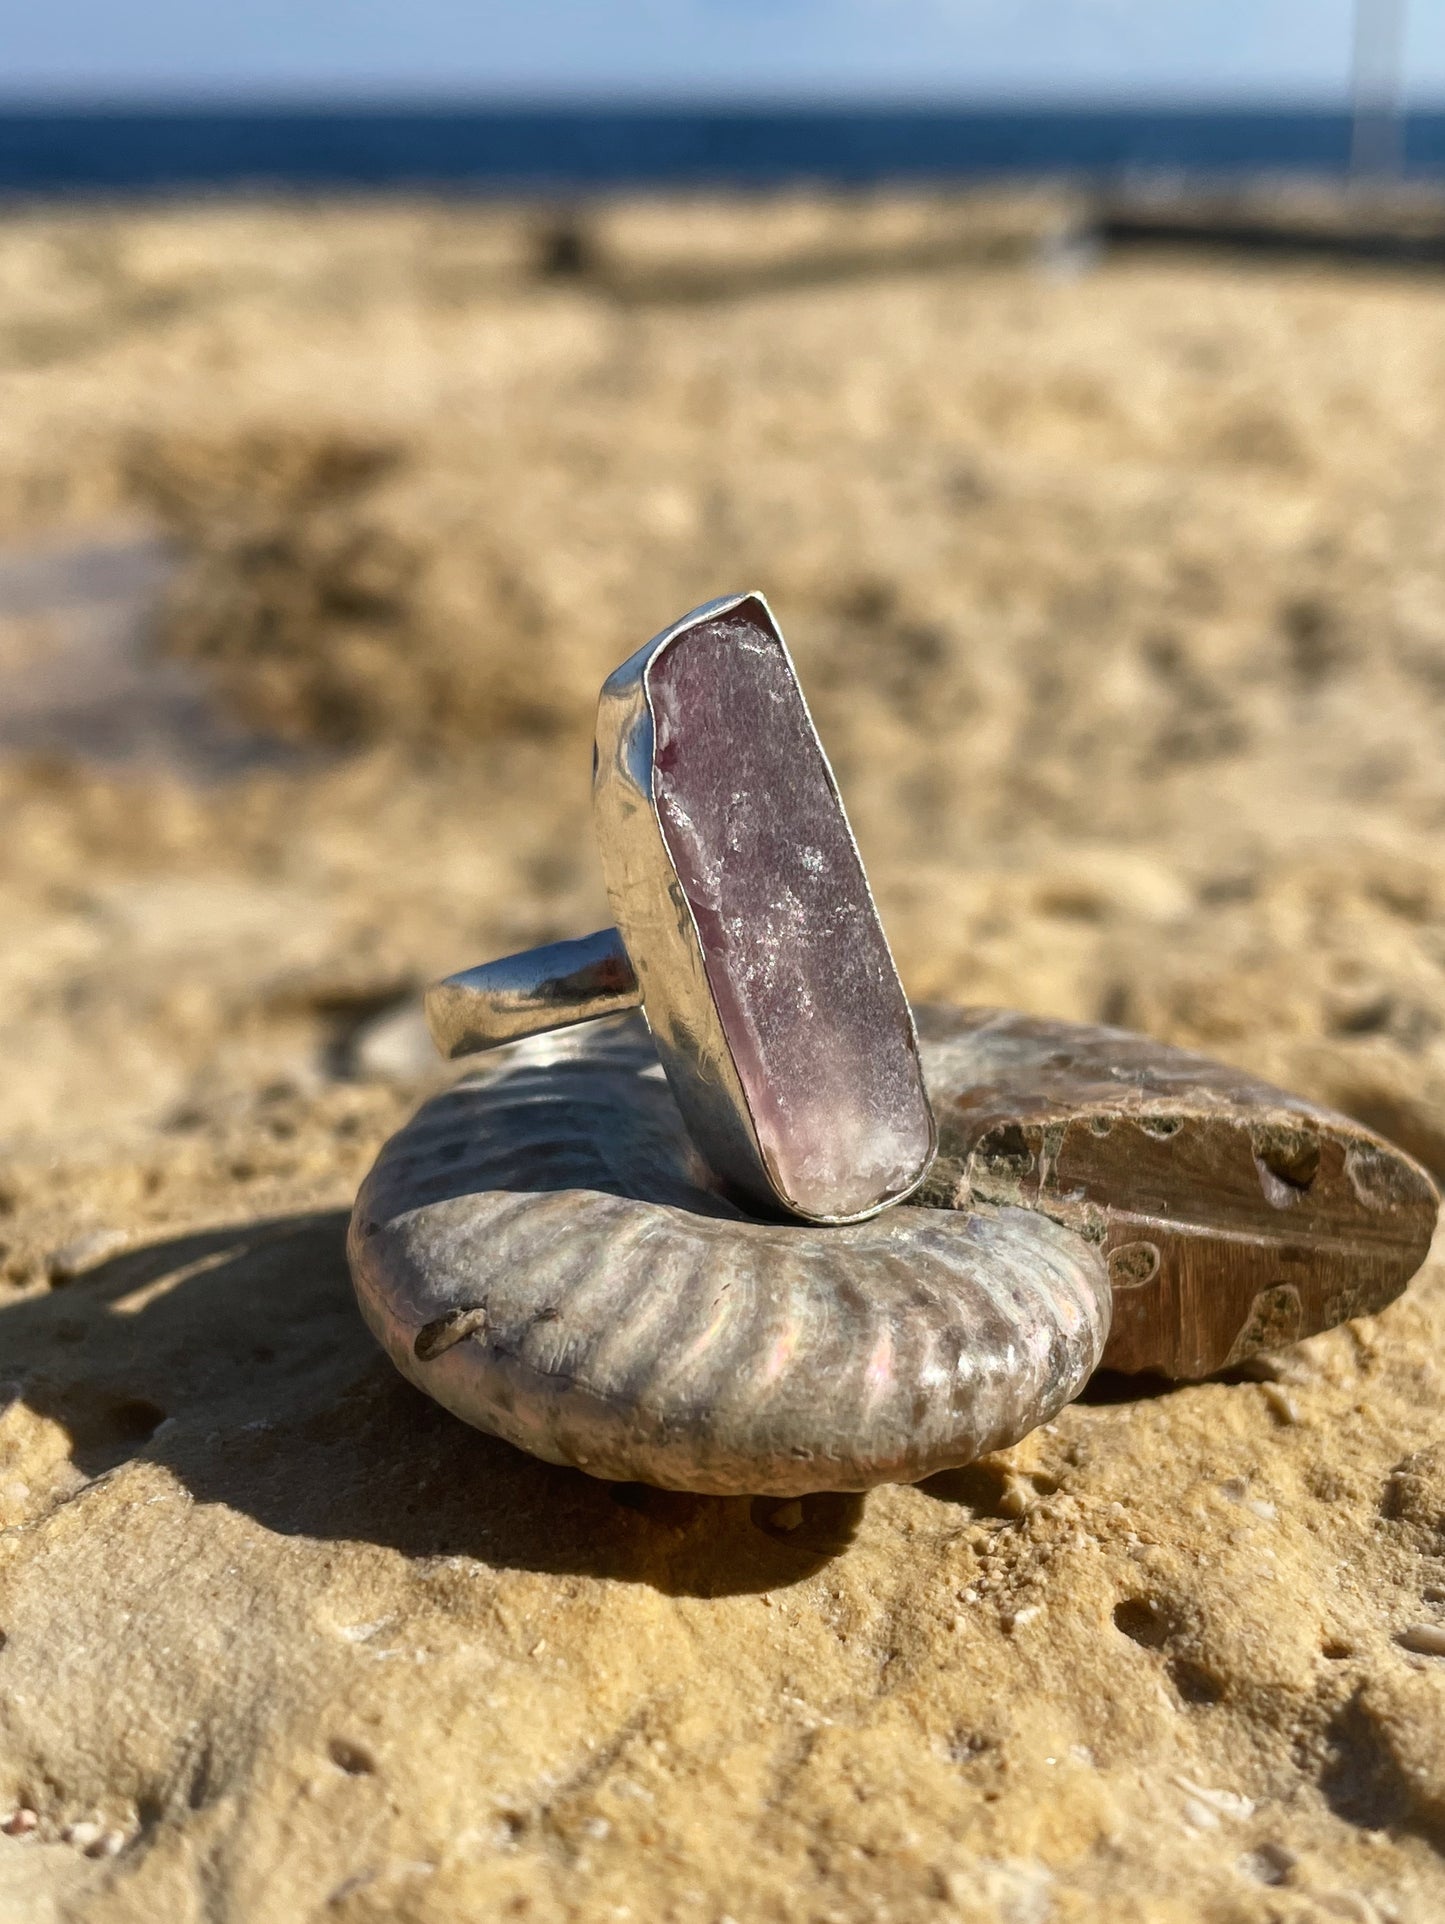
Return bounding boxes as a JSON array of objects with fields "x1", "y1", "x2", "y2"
[
  {"x1": 350, "y1": 1016, "x2": 1109, "y2": 1496},
  {"x1": 592, "y1": 594, "x2": 781, "y2": 1212},
  {"x1": 426, "y1": 929, "x2": 640, "y2": 1058},
  {"x1": 425, "y1": 591, "x2": 935, "y2": 1225}
]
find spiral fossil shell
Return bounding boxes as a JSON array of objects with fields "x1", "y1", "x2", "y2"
[
  {"x1": 917, "y1": 1004, "x2": 1439, "y2": 1380},
  {"x1": 348, "y1": 1017, "x2": 1109, "y2": 1495}
]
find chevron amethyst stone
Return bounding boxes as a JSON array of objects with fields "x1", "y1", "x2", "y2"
[{"x1": 646, "y1": 602, "x2": 935, "y2": 1221}]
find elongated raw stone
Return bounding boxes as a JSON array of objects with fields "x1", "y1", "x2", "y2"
[
  {"x1": 918, "y1": 1005, "x2": 1440, "y2": 1379},
  {"x1": 645, "y1": 604, "x2": 934, "y2": 1222},
  {"x1": 348, "y1": 1017, "x2": 1109, "y2": 1496}
]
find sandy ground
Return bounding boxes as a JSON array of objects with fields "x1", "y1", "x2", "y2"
[{"x1": 0, "y1": 191, "x2": 1444, "y2": 1922}]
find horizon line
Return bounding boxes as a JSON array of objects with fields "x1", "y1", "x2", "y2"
[{"x1": 2, "y1": 89, "x2": 1444, "y2": 115}]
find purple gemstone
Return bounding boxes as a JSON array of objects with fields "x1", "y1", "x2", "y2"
[{"x1": 648, "y1": 602, "x2": 934, "y2": 1220}]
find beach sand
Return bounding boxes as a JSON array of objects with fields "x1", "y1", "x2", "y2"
[{"x1": 1, "y1": 190, "x2": 1443, "y2": 1921}]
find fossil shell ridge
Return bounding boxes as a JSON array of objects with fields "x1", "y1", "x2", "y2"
[{"x1": 349, "y1": 1019, "x2": 1109, "y2": 1495}]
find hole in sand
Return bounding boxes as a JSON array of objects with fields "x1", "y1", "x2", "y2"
[
  {"x1": 327, "y1": 1738, "x2": 377, "y2": 1776},
  {"x1": 1113, "y1": 1596, "x2": 1176, "y2": 1649},
  {"x1": 1168, "y1": 1655, "x2": 1225, "y2": 1705}
]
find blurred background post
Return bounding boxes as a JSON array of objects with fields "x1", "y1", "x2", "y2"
[{"x1": 1352, "y1": 0, "x2": 1408, "y2": 176}]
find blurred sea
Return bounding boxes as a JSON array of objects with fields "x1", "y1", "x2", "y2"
[{"x1": 2, "y1": 103, "x2": 1444, "y2": 195}]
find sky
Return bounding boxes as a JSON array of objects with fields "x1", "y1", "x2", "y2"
[{"x1": 1, "y1": 1, "x2": 1443, "y2": 105}]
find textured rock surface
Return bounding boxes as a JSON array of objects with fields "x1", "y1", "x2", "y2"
[
  {"x1": 3, "y1": 1141, "x2": 1444, "y2": 1922},
  {"x1": 647, "y1": 600, "x2": 934, "y2": 1221},
  {"x1": 349, "y1": 1020, "x2": 1106, "y2": 1493},
  {"x1": 3, "y1": 194, "x2": 1445, "y2": 1920}
]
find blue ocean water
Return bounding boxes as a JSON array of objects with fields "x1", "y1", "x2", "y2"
[{"x1": 1, "y1": 103, "x2": 1443, "y2": 196}]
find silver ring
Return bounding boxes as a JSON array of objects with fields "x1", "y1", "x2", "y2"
[{"x1": 425, "y1": 591, "x2": 937, "y2": 1227}]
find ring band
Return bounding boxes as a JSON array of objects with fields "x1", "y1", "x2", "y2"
[{"x1": 426, "y1": 928, "x2": 641, "y2": 1058}]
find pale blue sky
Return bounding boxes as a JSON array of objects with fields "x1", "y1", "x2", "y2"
[{"x1": 1, "y1": 1, "x2": 1443, "y2": 104}]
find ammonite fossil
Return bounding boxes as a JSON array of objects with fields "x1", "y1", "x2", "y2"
[
  {"x1": 349, "y1": 1008, "x2": 1437, "y2": 1491},
  {"x1": 349, "y1": 1019, "x2": 1109, "y2": 1496}
]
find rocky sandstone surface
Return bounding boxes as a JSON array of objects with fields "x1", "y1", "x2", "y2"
[{"x1": 0, "y1": 191, "x2": 1443, "y2": 1922}]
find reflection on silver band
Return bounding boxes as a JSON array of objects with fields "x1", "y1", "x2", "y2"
[{"x1": 425, "y1": 927, "x2": 641, "y2": 1058}]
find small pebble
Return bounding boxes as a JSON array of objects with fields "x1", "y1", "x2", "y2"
[
  {"x1": 1262, "y1": 1384, "x2": 1299, "y2": 1425},
  {"x1": 1309, "y1": 1893, "x2": 1380, "y2": 1924},
  {"x1": 769, "y1": 1500, "x2": 804, "y2": 1532},
  {"x1": 997, "y1": 1472, "x2": 1036, "y2": 1519},
  {"x1": 348, "y1": 1002, "x2": 435, "y2": 1082},
  {"x1": 47, "y1": 1229, "x2": 127, "y2": 1285},
  {"x1": 1396, "y1": 1623, "x2": 1445, "y2": 1657},
  {"x1": 2, "y1": 1808, "x2": 37, "y2": 1837},
  {"x1": 339, "y1": 1620, "x2": 392, "y2": 1643},
  {"x1": 329, "y1": 1870, "x2": 376, "y2": 1904},
  {"x1": 62, "y1": 1820, "x2": 103, "y2": 1851},
  {"x1": 1173, "y1": 1776, "x2": 1254, "y2": 1821}
]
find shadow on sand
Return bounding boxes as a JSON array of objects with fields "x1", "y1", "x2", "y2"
[{"x1": 3, "y1": 1210, "x2": 870, "y2": 1599}]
